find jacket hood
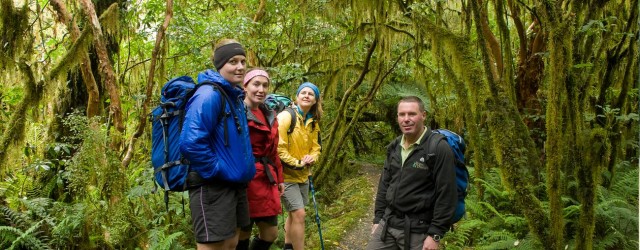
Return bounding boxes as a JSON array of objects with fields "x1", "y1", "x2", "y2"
[{"x1": 197, "y1": 69, "x2": 243, "y2": 96}]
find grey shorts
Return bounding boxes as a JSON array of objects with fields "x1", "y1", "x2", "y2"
[
  {"x1": 189, "y1": 182, "x2": 249, "y2": 243},
  {"x1": 281, "y1": 181, "x2": 309, "y2": 211}
]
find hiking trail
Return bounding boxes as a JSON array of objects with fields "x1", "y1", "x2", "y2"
[{"x1": 335, "y1": 163, "x2": 381, "y2": 250}]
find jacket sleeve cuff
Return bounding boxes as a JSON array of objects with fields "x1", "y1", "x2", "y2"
[
  {"x1": 427, "y1": 226, "x2": 447, "y2": 238},
  {"x1": 373, "y1": 217, "x2": 382, "y2": 224}
]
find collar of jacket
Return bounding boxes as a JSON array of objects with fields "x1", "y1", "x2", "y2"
[
  {"x1": 197, "y1": 69, "x2": 244, "y2": 99},
  {"x1": 387, "y1": 127, "x2": 434, "y2": 151},
  {"x1": 245, "y1": 103, "x2": 275, "y2": 126},
  {"x1": 295, "y1": 104, "x2": 314, "y2": 124}
]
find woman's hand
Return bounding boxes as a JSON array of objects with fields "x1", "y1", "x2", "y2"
[
  {"x1": 278, "y1": 183, "x2": 285, "y2": 196},
  {"x1": 301, "y1": 155, "x2": 315, "y2": 165}
]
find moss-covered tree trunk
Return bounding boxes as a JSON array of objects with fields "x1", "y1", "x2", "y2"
[
  {"x1": 469, "y1": 0, "x2": 553, "y2": 247},
  {"x1": 50, "y1": 0, "x2": 101, "y2": 118},
  {"x1": 542, "y1": 20, "x2": 569, "y2": 250},
  {"x1": 0, "y1": 64, "x2": 43, "y2": 169},
  {"x1": 79, "y1": 0, "x2": 124, "y2": 144}
]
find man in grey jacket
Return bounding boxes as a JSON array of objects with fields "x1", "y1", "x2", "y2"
[{"x1": 367, "y1": 96, "x2": 457, "y2": 250}]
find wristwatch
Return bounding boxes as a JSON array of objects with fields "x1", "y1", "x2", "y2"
[{"x1": 430, "y1": 234, "x2": 442, "y2": 242}]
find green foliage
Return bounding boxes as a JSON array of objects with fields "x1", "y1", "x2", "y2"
[
  {"x1": 148, "y1": 228, "x2": 186, "y2": 250},
  {"x1": 0, "y1": 204, "x2": 51, "y2": 250},
  {"x1": 445, "y1": 169, "x2": 538, "y2": 248},
  {"x1": 592, "y1": 169, "x2": 639, "y2": 250},
  {"x1": 0, "y1": 0, "x2": 636, "y2": 248},
  {"x1": 0, "y1": 0, "x2": 30, "y2": 69}
]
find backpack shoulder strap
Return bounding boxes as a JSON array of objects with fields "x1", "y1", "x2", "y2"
[
  {"x1": 425, "y1": 131, "x2": 445, "y2": 165},
  {"x1": 284, "y1": 106, "x2": 297, "y2": 134},
  {"x1": 199, "y1": 81, "x2": 235, "y2": 146}
]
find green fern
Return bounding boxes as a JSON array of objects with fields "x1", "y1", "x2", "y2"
[
  {"x1": 478, "y1": 230, "x2": 518, "y2": 250},
  {"x1": 7, "y1": 220, "x2": 51, "y2": 250},
  {"x1": 513, "y1": 233, "x2": 543, "y2": 250},
  {"x1": 148, "y1": 226, "x2": 189, "y2": 250},
  {"x1": 149, "y1": 231, "x2": 186, "y2": 250},
  {"x1": 49, "y1": 202, "x2": 86, "y2": 248},
  {"x1": 0, "y1": 226, "x2": 21, "y2": 248},
  {"x1": 589, "y1": 164, "x2": 639, "y2": 250},
  {"x1": 0, "y1": 206, "x2": 29, "y2": 229},
  {"x1": 609, "y1": 168, "x2": 638, "y2": 205}
]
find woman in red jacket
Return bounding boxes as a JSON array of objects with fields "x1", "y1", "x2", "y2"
[{"x1": 237, "y1": 68, "x2": 285, "y2": 250}]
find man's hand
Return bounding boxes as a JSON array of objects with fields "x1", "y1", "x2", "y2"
[
  {"x1": 370, "y1": 224, "x2": 379, "y2": 235},
  {"x1": 422, "y1": 236, "x2": 439, "y2": 250}
]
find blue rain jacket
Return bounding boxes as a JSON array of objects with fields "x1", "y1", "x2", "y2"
[{"x1": 179, "y1": 69, "x2": 255, "y2": 183}]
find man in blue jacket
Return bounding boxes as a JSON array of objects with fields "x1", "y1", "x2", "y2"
[
  {"x1": 180, "y1": 39, "x2": 256, "y2": 250},
  {"x1": 366, "y1": 96, "x2": 457, "y2": 250}
]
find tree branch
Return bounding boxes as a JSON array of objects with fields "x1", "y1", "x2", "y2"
[{"x1": 122, "y1": 0, "x2": 173, "y2": 168}]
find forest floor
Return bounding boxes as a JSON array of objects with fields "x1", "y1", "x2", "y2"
[{"x1": 335, "y1": 163, "x2": 381, "y2": 250}]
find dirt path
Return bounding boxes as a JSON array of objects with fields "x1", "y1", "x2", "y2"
[{"x1": 335, "y1": 163, "x2": 381, "y2": 250}]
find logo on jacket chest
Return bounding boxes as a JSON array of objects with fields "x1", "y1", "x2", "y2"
[{"x1": 411, "y1": 157, "x2": 428, "y2": 170}]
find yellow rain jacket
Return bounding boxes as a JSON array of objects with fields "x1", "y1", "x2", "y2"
[{"x1": 276, "y1": 107, "x2": 321, "y2": 183}]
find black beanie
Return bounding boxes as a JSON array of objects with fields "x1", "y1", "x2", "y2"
[{"x1": 213, "y1": 43, "x2": 246, "y2": 71}]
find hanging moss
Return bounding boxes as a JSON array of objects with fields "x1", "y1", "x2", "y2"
[
  {"x1": 0, "y1": 63, "x2": 43, "y2": 170},
  {"x1": 0, "y1": 0, "x2": 29, "y2": 69},
  {"x1": 49, "y1": 30, "x2": 94, "y2": 80},
  {"x1": 99, "y1": 3, "x2": 120, "y2": 38}
]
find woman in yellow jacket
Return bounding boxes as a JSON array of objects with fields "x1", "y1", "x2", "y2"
[{"x1": 277, "y1": 82, "x2": 322, "y2": 250}]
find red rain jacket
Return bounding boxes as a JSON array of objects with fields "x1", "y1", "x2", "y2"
[{"x1": 246, "y1": 104, "x2": 284, "y2": 218}]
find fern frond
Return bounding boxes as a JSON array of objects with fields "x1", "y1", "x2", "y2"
[
  {"x1": 515, "y1": 233, "x2": 543, "y2": 250},
  {"x1": 50, "y1": 202, "x2": 86, "y2": 248},
  {"x1": 465, "y1": 199, "x2": 487, "y2": 220},
  {"x1": 19, "y1": 198, "x2": 53, "y2": 222},
  {"x1": 0, "y1": 226, "x2": 22, "y2": 241},
  {"x1": 594, "y1": 227, "x2": 625, "y2": 250},
  {"x1": 502, "y1": 215, "x2": 526, "y2": 229},
  {"x1": 476, "y1": 178, "x2": 507, "y2": 200},
  {"x1": 478, "y1": 202, "x2": 504, "y2": 220},
  {"x1": 480, "y1": 239, "x2": 517, "y2": 250},
  {"x1": 610, "y1": 168, "x2": 639, "y2": 203},
  {"x1": 149, "y1": 231, "x2": 185, "y2": 250},
  {"x1": 8, "y1": 220, "x2": 51, "y2": 250},
  {"x1": 0, "y1": 206, "x2": 30, "y2": 230}
]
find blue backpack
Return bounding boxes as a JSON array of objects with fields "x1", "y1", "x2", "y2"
[
  {"x1": 428, "y1": 129, "x2": 469, "y2": 223},
  {"x1": 150, "y1": 76, "x2": 231, "y2": 209}
]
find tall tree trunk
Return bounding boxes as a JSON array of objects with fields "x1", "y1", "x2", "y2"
[
  {"x1": 79, "y1": 1, "x2": 124, "y2": 144},
  {"x1": 247, "y1": 0, "x2": 267, "y2": 67},
  {"x1": 476, "y1": 0, "x2": 501, "y2": 80},
  {"x1": 122, "y1": 0, "x2": 173, "y2": 168},
  {"x1": 51, "y1": 0, "x2": 101, "y2": 118},
  {"x1": 543, "y1": 20, "x2": 569, "y2": 250},
  {"x1": 470, "y1": 0, "x2": 553, "y2": 247}
]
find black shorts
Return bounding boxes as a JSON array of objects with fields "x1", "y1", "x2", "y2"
[
  {"x1": 189, "y1": 182, "x2": 249, "y2": 243},
  {"x1": 240, "y1": 216, "x2": 279, "y2": 232}
]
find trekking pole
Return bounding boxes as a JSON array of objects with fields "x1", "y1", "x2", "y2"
[{"x1": 308, "y1": 174, "x2": 325, "y2": 250}]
